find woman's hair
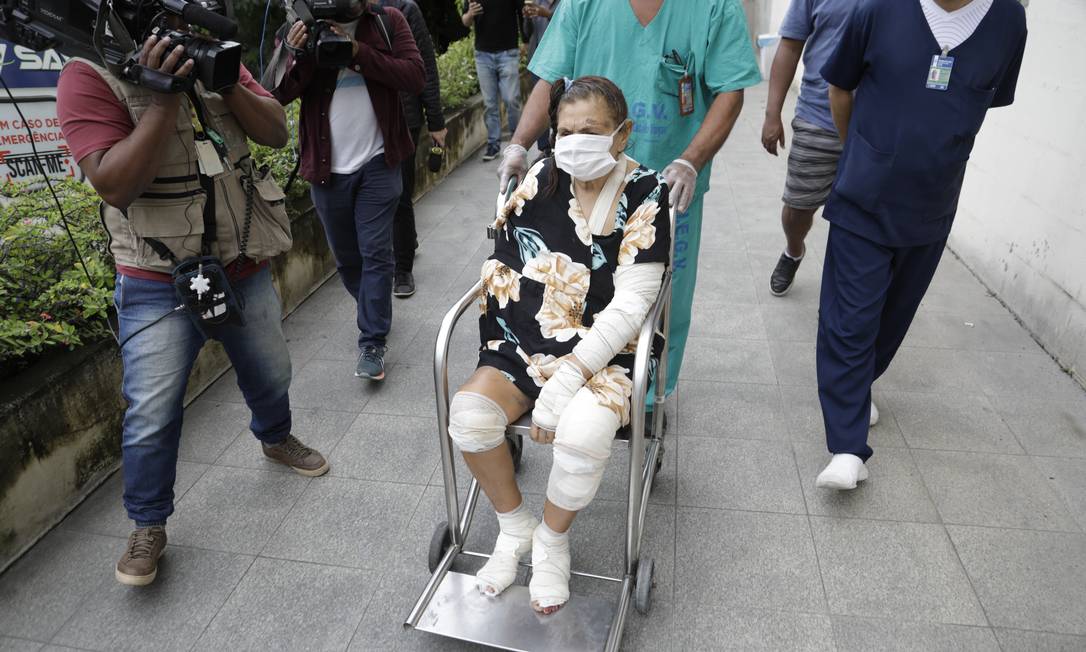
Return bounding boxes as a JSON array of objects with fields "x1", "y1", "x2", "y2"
[{"x1": 542, "y1": 76, "x2": 629, "y2": 197}]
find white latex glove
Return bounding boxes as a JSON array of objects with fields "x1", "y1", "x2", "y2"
[
  {"x1": 662, "y1": 158, "x2": 698, "y2": 213},
  {"x1": 498, "y1": 143, "x2": 529, "y2": 193},
  {"x1": 531, "y1": 360, "x2": 588, "y2": 439}
]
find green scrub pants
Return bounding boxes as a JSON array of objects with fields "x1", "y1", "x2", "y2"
[{"x1": 648, "y1": 193, "x2": 703, "y2": 409}]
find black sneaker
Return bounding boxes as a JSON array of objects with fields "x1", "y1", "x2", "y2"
[
  {"x1": 770, "y1": 250, "x2": 804, "y2": 297},
  {"x1": 355, "y1": 345, "x2": 387, "y2": 380},
  {"x1": 482, "y1": 143, "x2": 500, "y2": 162},
  {"x1": 393, "y1": 272, "x2": 416, "y2": 298}
]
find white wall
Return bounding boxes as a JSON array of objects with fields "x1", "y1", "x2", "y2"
[{"x1": 951, "y1": 0, "x2": 1086, "y2": 383}]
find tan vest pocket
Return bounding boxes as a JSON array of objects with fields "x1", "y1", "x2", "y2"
[{"x1": 126, "y1": 194, "x2": 208, "y2": 267}]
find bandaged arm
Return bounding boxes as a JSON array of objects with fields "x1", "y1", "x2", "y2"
[{"x1": 532, "y1": 262, "x2": 666, "y2": 431}]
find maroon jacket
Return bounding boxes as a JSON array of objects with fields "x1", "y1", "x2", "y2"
[{"x1": 273, "y1": 4, "x2": 425, "y2": 185}]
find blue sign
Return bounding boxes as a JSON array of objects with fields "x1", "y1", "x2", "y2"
[{"x1": 0, "y1": 39, "x2": 66, "y2": 92}]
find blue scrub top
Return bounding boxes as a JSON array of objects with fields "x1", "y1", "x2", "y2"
[{"x1": 820, "y1": 0, "x2": 1027, "y2": 247}]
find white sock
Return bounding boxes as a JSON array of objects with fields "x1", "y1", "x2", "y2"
[
  {"x1": 870, "y1": 401, "x2": 880, "y2": 427},
  {"x1": 815, "y1": 454, "x2": 869, "y2": 491},
  {"x1": 476, "y1": 503, "x2": 538, "y2": 597},
  {"x1": 530, "y1": 522, "x2": 571, "y2": 612},
  {"x1": 783, "y1": 246, "x2": 805, "y2": 262}
]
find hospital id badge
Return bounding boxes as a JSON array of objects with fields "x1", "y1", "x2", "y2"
[
  {"x1": 926, "y1": 53, "x2": 954, "y2": 91},
  {"x1": 678, "y1": 73, "x2": 694, "y2": 116},
  {"x1": 195, "y1": 139, "x2": 225, "y2": 177}
]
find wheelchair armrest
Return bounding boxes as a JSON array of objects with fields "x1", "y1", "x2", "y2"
[{"x1": 434, "y1": 280, "x2": 484, "y2": 406}]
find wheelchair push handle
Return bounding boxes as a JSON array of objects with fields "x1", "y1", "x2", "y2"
[{"x1": 488, "y1": 176, "x2": 520, "y2": 240}]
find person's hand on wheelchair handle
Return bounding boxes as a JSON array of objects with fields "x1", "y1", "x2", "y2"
[
  {"x1": 661, "y1": 158, "x2": 698, "y2": 213},
  {"x1": 498, "y1": 143, "x2": 529, "y2": 193}
]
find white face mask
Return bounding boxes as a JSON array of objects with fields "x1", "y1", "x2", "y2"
[{"x1": 554, "y1": 124, "x2": 624, "y2": 181}]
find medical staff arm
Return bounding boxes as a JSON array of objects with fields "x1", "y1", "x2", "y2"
[
  {"x1": 532, "y1": 263, "x2": 666, "y2": 432},
  {"x1": 828, "y1": 85, "x2": 853, "y2": 142},
  {"x1": 663, "y1": 90, "x2": 743, "y2": 212},
  {"x1": 500, "y1": 79, "x2": 552, "y2": 189},
  {"x1": 762, "y1": 38, "x2": 804, "y2": 156}
]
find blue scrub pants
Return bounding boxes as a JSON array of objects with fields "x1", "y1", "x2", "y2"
[
  {"x1": 816, "y1": 223, "x2": 947, "y2": 460},
  {"x1": 648, "y1": 194, "x2": 703, "y2": 409}
]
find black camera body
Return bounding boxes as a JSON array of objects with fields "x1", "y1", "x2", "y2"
[
  {"x1": 0, "y1": 0, "x2": 241, "y2": 93},
  {"x1": 144, "y1": 22, "x2": 241, "y2": 92},
  {"x1": 286, "y1": 0, "x2": 358, "y2": 68}
]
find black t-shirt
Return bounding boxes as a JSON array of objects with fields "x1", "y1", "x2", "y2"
[{"x1": 463, "y1": 0, "x2": 522, "y2": 52}]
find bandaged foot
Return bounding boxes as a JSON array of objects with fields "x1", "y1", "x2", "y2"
[
  {"x1": 476, "y1": 503, "x2": 539, "y2": 597},
  {"x1": 870, "y1": 402, "x2": 880, "y2": 427},
  {"x1": 816, "y1": 454, "x2": 869, "y2": 490},
  {"x1": 529, "y1": 522, "x2": 571, "y2": 615}
]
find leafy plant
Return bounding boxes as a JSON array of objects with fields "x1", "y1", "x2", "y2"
[
  {"x1": 436, "y1": 34, "x2": 480, "y2": 112},
  {"x1": 0, "y1": 180, "x2": 114, "y2": 372},
  {"x1": 250, "y1": 101, "x2": 310, "y2": 203}
]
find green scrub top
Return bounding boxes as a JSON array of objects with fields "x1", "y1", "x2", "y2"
[{"x1": 528, "y1": 0, "x2": 762, "y2": 196}]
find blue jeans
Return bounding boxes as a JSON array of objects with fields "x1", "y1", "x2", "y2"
[
  {"x1": 310, "y1": 154, "x2": 402, "y2": 348},
  {"x1": 116, "y1": 267, "x2": 293, "y2": 527},
  {"x1": 475, "y1": 49, "x2": 522, "y2": 148}
]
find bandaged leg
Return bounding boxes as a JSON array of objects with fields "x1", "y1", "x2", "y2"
[
  {"x1": 531, "y1": 387, "x2": 621, "y2": 612},
  {"x1": 476, "y1": 502, "x2": 539, "y2": 596},
  {"x1": 546, "y1": 386, "x2": 622, "y2": 512},
  {"x1": 448, "y1": 391, "x2": 508, "y2": 454},
  {"x1": 530, "y1": 521, "x2": 571, "y2": 613}
]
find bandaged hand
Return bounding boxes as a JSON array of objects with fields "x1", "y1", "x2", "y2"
[
  {"x1": 531, "y1": 360, "x2": 589, "y2": 441},
  {"x1": 498, "y1": 144, "x2": 529, "y2": 193},
  {"x1": 662, "y1": 158, "x2": 698, "y2": 213}
]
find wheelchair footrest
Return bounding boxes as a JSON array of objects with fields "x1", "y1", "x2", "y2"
[{"x1": 414, "y1": 571, "x2": 615, "y2": 651}]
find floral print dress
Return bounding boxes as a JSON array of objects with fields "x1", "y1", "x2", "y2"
[{"x1": 477, "y1": 158, "x2": 671, "y2": 426}]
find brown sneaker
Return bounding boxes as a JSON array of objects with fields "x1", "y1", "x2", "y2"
[
  {"x1": 262, "y1": 434, "x2": 330, "y2": 477},
  {"x1": 116, "y1": 526, "x2": 167, "y2": 586}
]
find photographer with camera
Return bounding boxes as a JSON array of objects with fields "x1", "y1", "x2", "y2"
[
  {"x1": 273, "y1": 0, "x2": 425, "y2": 380},
  {"x1": 56, "y1": 14, "x2": 331, "y2": 587}
]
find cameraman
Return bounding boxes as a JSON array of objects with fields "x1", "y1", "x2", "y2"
[
  {"x1": 57, "y1": 31, "x2": 329, "y2": 587},
  {"x1": 274, "y1": 1, "x2": 425, "y2": 380}
]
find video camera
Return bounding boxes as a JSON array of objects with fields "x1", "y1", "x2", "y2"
[
  {"x1": 285, "y1": 0, "x2": 359, "y2": 68},
  {"x1": 0, "y1": 0, "x2": 242, "y2": 93}
]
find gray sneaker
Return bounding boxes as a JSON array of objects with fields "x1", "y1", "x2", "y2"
[
  {"x1": 262, "y1": 434, "x2": 329, "y2": 477},
  {"x1": 356, "y1": 345, "x2": 387, "y2": 380}
]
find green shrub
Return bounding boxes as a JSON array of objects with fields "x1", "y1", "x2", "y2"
[
  {"x1": 0, "y1": 180, "x2": 114, "y2": 372},
  {"x1": 437, "y1": 35, "x2": 480, "y2": 112},
  {"x1": 250, "y1": 101, "x2": 310, "y2": 203}
]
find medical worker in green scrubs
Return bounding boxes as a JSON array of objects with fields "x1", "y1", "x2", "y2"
[{"x1": 497, "y1": 0, "x2": 762, "y2": 414}]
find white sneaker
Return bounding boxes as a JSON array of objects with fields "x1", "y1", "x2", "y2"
[
  {"x1": 870, "y1": 402, "x2": 880, "y2": 427},
  {"x1": 816, "y1": 454, "x2": 869, "y2": 490}
]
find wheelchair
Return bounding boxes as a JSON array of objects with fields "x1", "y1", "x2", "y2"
[{"x1": 404, "y1": 183, "x2": 675, "y2": 652}]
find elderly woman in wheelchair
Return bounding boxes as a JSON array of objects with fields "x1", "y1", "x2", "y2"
[{"x1": 447, "y1": 76, "x2": 671, "y2": 615}]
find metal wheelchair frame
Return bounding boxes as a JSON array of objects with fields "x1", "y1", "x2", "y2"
[{"x1": 404, "y1": 202, "x2": 675, "y2": 652}]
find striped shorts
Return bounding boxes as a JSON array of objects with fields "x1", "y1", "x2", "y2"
[{"x1": 782, "y1": 117, "x2": 844, "y2": 210}]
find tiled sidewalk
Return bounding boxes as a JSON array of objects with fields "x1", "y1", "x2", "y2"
[{"x1": 2, "y1": 85, "x2": 1086, "y2": 651}]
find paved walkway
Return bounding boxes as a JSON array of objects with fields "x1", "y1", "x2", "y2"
[{"x1": 3, "y1": 85, "x2": 1086, "y2": 651}]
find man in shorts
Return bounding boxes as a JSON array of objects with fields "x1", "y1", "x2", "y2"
[{"x1": 761, "y1": 0, "x2": 855, "y2": 297}]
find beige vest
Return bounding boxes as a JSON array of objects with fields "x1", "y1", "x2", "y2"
[{"x1": 67, "y1": 58, "x2": 293, "y2": 274}]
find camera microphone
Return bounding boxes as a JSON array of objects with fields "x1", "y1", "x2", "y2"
[{"x1": 179, "y1": 3, "x2": 238, "y2": 38}]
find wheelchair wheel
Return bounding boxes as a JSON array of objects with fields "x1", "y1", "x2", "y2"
[
  {"x1": 428, "y1": 521, "x2": 453, "y2": 573},
  {"x1": 634, "y1": 557, "x2": 654, "y2": 615},
  {"x1": 507, "y1": 434, "x2": 524, "y2": 473}
]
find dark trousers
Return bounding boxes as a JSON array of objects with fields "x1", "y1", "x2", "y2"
[
  {"x1": 394, "y1": 128, "x2": 420, "y2": 274},
  {"x1": 310, "y1": 154, "x2": 402, "y2": 348},
  {"x1": 816, "y1": 223, "x2": 947, "y2": 461}
]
